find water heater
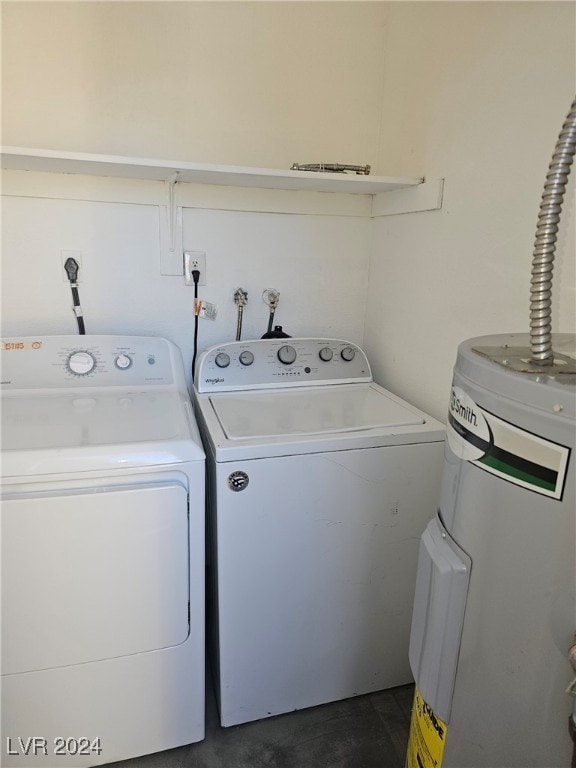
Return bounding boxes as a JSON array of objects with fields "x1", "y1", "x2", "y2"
[
  {"x1": 408, "y1": 333, "x2": 575, "y2": 767},
  {"x1": 406, "y1": 97, "x2": 576, "y2": 767}
]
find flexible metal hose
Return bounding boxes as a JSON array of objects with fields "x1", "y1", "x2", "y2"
[
  {"x1": 530, "y1": 96, "x2": 576, "y2": 365},
  {"x1": 234, "y1": 288, "x2": 248, "y2": 341},
  {"x1": 236, "y1": 304, "x2": 244, "y2": 341}
]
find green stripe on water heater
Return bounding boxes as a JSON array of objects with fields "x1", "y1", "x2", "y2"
[{"x1": 479, "y1": 455, "x2": 556, "y2": 492}]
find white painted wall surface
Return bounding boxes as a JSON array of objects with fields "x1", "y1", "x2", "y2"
[
  {"x1": 365, "y1": 2, "x2": 575, "y2": 421},
  {"x1": 2, "y1": 2, "x2": 575, "y2": 422},
  {"x1": 1, "y1": 192, "x2": 370, "y2": 383},
  {"x1": 1, "y1": 1, "x2": 387, "y2": 171}
]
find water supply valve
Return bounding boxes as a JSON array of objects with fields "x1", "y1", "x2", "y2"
[{"x1": 233, "y1": 288, "x2": 248, "y2": 341}]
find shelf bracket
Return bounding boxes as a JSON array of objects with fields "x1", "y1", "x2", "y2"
[
  {"x1": 371, "y1": 178, "x2": 444, "y2": 217},
  {"x1": 159, "y1": 172, "x2": 183, "y2": 275}
]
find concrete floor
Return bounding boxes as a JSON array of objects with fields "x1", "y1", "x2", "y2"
[{"x1": 111, "y1": 678, "x2": 414, "y2": 768}]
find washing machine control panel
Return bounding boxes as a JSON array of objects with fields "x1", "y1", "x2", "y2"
[
  {"x1": 196, "y1": 338, "x2": 372, "y2": 392},
  {"x1": 1, "y1": 336, "x2": 180, "y2": 389}
]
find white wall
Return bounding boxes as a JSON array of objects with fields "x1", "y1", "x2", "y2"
[
  {"x1": 1, "y1": 187, "x2": 371, "y2": 382},
  {"x1": 365, "y1": 1, "x2": 576, "y2": 421},
  {"x1": 2, "y1": 2, "x2": 575, "y2": 420},
  {"x1": 1, "y1": 0, "x2": 382, "y2": 385},
  {"x1": 1, "y1": 1, "x2": 387, "y2": 170}
]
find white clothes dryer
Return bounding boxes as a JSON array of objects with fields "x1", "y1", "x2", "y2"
[
  {"x1": 193, "y1": 337, "x2": 445, "y2": 727},
  {"x1": 1, "y1": 336, "x2": 205, "y2": 767}
]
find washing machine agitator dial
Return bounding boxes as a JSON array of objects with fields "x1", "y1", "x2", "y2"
[
  {"x1": 215, "y1": 352, "x2": 231, "y2": 368},
  {"x1": 341, "y1": 347, "x2": 356, "y2": 362},
  {"x1": 239, "y1": 351, "x2": 255, "y2": 366},
  {"x1": 67, "y1": 351, "x2": 96, "y2": 375},
  {"x1": 277, "y1": 345, "x2": 297, "y2": 365},
  {"x1": 319, "y1": 347, "x2": 333, "y2": 362}
]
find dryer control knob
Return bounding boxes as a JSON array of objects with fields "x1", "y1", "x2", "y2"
[
  {"x1": 341, "y1": 346, "x2": 356, "y2": 362},
  {"x1": 319, "y1": 347, "x2": 333, "y2": 362},
  {"x1": 67, "y1": 351, "x2": 96, "y2": 375},
  {"x1": 215, "y1": 352, "x2": 231, "y2": 368},
  {"x1": 115, "y1": 353, "x2": 132, "y2": 370},
  {"x1": 277, "y1": 345, "x2": 297, "y2": 365},
  {"x1": 239, "y1": 351, "x2": 254, "y2": 366}
]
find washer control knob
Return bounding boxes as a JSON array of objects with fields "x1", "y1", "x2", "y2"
[
  {"x1": 114, "y1": 353, "x2": 132, "y2": 370},
  {"x1": 319, "y1": 347, "x2": 333, "y2": 362},
  {"x1": 67, "y1": 351, "x2": 96, "y2": 376},
  {"x1": 239, "y1": 350, "x2": 255, "y2": 366},
  {"x1": 341, "y1": 346, "x2": 356, "y2": 362},
  {"x1": 215, "y1": 352, "x2": 231, "y2": 368},
  {"x1": 277, "y1": 345, "x2": 297, "y2": 365}
]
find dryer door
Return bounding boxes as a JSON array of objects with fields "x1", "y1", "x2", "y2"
[{"x1": 2, "y1": 479, "x2": 190, "y2": 674}]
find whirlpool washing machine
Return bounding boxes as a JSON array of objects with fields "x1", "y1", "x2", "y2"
[
  {"x1": 1, "y1": 335, "x2": 205, "y2": 767},
  {"x1": 193, "y1": 337, "x2": 445, "y2": 727}
]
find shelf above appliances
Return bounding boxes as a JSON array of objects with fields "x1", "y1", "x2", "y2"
[{"x1": 1, "y1": 147, "x2": 423, "y2": 195}]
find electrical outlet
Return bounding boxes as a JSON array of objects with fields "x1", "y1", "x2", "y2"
[
  {"x1": 184, "y1": 251, "x2": 206, "y2": 286},
  {"x1": 61, "y1": 250, "x2": 83, "y2": 282}
]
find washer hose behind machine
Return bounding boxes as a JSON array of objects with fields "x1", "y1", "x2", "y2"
[{"x1": 529, "y1": 95, "x2": 576, "y2": 365}]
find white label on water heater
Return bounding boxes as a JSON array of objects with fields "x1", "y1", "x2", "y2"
[{"x1": 447, "y1": 386, "x2": 570, "y2": 500}]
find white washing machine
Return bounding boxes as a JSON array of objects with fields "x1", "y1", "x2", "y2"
[
  {"x1": 1, "y1": 335, "x2": 205, "y2": 767},
  {"x1": 193, "y1": 337, "x2": 445, "y2": 727}
]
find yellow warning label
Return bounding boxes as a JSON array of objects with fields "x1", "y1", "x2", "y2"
[{"x1": 406, "y1": 688, "x2": 448, "y2": 768}]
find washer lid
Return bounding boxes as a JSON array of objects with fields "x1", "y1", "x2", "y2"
[{"x1": 210, "y1": 383, "x2": 424, "y2": 440}]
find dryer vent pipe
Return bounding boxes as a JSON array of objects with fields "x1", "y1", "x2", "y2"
[{"x1": 529, "y1": 95, "x2": 576, "y2": 365}]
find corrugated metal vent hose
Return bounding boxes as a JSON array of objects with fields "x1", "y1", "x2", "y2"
[{"x1": 530, "y1": 95, "x2": 576, "y2": 365}]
